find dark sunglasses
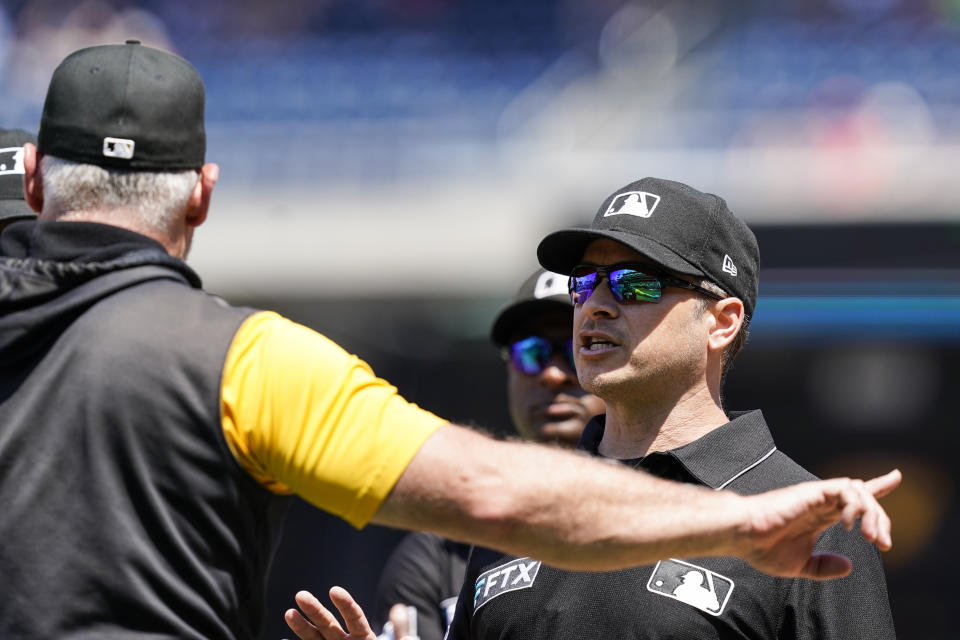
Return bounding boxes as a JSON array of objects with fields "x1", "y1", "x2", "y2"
[
  {"x1": 503, "y1": 335, "x2": 575, "y2": 376},
  {"x1": 569, "y1": 262, "x2": 724, "y2": 305}
]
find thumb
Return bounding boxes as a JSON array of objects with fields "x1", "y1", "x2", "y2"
[{"x1": 798, "y1": 552, "x2": 852, "y2": 581}]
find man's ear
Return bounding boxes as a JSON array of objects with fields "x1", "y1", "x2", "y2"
[
  {"x1": 707, "y1": 297, "x2": 745, "y2": 354},
  {"x1": 22, "y1": 143, "x2": 43, "y2": 214},
  {"x1": 185, "y1": 162, "x2": 218, "y2": 228}
]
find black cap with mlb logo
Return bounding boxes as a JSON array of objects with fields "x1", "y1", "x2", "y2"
[
  {"x1": 537, "y1": 177, "x2": 760, "y2": 317},
  {"x1": 0, "y1": 128, "x2": 36, "y2": 222},
  {"x1": 38, "y1": 40, "x2": 205, "y2": 171},
  {"x1": 490, "y1": 268, "x2": 573, "y2": 346}
]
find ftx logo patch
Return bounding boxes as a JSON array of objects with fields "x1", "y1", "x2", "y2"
[
  {"x1": 604, "y1": 191, "x2": 661, "y2": 218},
  {"x1": 473, "y1": 558, "x2": 541, "y2": 612},
  {"x1": 646, "y1": 558, "x2": 734, "y2": 616}
]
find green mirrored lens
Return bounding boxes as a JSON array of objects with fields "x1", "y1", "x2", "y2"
[{"x1": 610, "y1": 269, "x2": 662, "y2": 303}]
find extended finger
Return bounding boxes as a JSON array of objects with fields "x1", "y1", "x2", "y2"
[
  {"x1": 839, "y1": 479, "x2": 895, "y2": 551},
  {"x1": 865, "y1": 489, "x2": 893, "y2": 551},
  {"x1": 329, "y1": 586, "x2": 376, "y2": 637},
  {"x1": 875, "y1": 504, "x2": 893, "y2": 551},
  {"x1": 838, "y1": 480, "x2": 871, "y2": 531},
  {"x1": 847, "y1": 479, "x2": 876, "y2": 539},
  {"x1": 863, "y1": 470, "x2": 899, "y2": 550},
  {"x1": 864, "y1": 469, "x2": 902, "y2": 500},
  {"x1": 294, "y1": 590, "x2": 346, "y2": 639},
  {"x1": 285, "y1": 608, "x2": 324, "y2": 640},
  {"x1": 863, "y1": 485, "x2": 885, "y2": 545}
]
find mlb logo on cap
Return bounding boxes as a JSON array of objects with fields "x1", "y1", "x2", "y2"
[
  {"x1": 103, "y1": 137, "x2": 135, "y2": 160},
  {"x1": 0, "y1": 128, "x2": 37, "y2": 223},
  {"x1": 0, "y1": 146, "x2": 26, "y2": 176},
  {"x1": 604, "y1": 191, "x2": 661, "y2": 218},
  {"x1": 532, "y1": 270, "x2": 567, "y2": 299}
]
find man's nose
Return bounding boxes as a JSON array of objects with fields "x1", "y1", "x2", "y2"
[{"x1": 581, "y1": 277, "x2": 618, "y2": 318}]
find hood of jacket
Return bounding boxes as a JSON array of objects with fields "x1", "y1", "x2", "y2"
[{"x1": 0, "y1": 220, "x2": 201, "y2": 367}]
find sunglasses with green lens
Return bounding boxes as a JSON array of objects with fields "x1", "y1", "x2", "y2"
[{"x1": 569, "y1": 262, "x2": 724, "y2": 305}]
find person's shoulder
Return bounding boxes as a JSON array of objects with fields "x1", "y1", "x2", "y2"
[
  {"x1": 765, "y1": 450, "x2": 818, "y2": 484},
  {"x1": 137, "y1": 277, "x2": 258, "y2": 318}
]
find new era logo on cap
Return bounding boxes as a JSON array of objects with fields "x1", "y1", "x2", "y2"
[
  {"x1": 722, "y1": 254, "x2": 737, "y2": 276},
  {"x1": 604, "y1": 191, "x2": 661, "y2": 218}
]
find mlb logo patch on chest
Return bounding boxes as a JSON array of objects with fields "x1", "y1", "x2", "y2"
[
  {"x1": 473, "y1": 558, "x2": 541, "y2": 612},
  {"x1": 646, "y1": 559, "x2": 734, "y2": 615}
]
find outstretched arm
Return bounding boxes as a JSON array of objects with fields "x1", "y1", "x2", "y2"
[{"x1": 373, "y1": 425, "x2": 900, "y2": 578}]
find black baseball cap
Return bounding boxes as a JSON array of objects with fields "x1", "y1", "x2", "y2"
[
  {"x1": 0, "y1": 128, "x2": 36, "y2": 222},
  {"x1": 38, "y1": 40, "x2": 205, "y2": 171},
  {"x1": 537, "y1": 177, "x2": 760, "y2": 317},
  {"x1": 490, "y1": 268, "x2": 573, "y2": 345}
]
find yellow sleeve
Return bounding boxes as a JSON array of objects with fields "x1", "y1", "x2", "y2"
[{"x1": 220, "y1": 311, "x2": 447, "y2": 528}]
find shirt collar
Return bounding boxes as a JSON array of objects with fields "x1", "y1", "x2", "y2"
[{"x1": 576, "y1": 410, "x2": 777, "y2": 490}]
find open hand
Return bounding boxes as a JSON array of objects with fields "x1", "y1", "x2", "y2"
[
  {"x1": 284, "y1": 587, "x2": 377, "y2": 640},
  {"x1": 738, "y1": 469, "x2": 901, "y2": 579}
]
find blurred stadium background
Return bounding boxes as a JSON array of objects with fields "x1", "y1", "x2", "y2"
[{"x1": 2, "y1": 0, "x2": 957, "y2": 636}]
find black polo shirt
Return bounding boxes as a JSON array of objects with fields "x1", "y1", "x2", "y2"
[{"x1": 447, "y1": 410, "x2": 895, "y2": 639}]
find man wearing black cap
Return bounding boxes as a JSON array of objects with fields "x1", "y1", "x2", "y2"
[
  {"x1": 0, "y1": 42, "x2": 899, "y2": 639},
  {"x1": 372, "y1": 269, "x2": 605, "y2": 640},
  {"x1": 491, "y1": 268, "x2": 606, "y2": 448},
  {"x1": 0, "y1": 128, "x2": 36, "y2": 231},
  {"x1": 441, "y1": 178, "x2": 896, "y2": 639}
]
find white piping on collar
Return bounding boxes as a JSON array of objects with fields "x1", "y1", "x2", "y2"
[{"x1": 715, "y1": 446, "x2": 778, "y2": 490}]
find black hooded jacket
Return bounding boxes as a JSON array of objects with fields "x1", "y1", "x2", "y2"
[{"x1": 0, "y1": 221, "x2": 290, "y2": 639}]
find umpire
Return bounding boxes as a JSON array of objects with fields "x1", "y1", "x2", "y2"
[
  {"x1": 447, "y1": 177, "x2": 896, "y2": 639},
  {"x1": 0, "y1": 41, "x2": 899, "y2": 639}
]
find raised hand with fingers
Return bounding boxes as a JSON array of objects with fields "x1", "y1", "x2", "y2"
[
  {"x1": 736, "y1": 469, "x2": 901, "y2": 579},
  {"x1": 285, "y1": 587, "x2": 377, "y2": 640}
]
